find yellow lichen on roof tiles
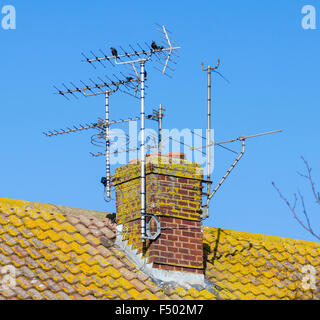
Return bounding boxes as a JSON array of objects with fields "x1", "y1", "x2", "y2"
[
  {"x1": 3, "y1": 197, "x2": 221, "y2": 300},
  {"x1": 2, "y1": 197, "x2": 319, "y2": 300},
  {"x1": 203, "y1": 226, "x2": 320, "y2": 300},
  {"x1": 198, "y1": 289, "x2": 217, "y2": 300},
  {"x1": 140, "y1": 290, "x2": 161, "y2": 300}
]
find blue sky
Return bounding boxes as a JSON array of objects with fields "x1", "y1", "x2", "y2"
[{"x1": 1, "y1": 0, "x2": 320, "y2": 242}]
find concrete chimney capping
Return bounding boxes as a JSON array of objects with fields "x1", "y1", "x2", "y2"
[{"x1": 113, "y1": 153, "x2": 205, "y2": 286}]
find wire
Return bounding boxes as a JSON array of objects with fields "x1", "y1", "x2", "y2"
[{"x1": 216, "y1": 144, "x2": 238, "y2": 155}]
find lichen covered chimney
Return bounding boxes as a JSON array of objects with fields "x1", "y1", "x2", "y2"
[{"x1": 113, "y1": 153, "x2": 204, "y2": 285}]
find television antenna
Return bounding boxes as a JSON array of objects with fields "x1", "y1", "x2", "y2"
[
  {"x1": 83, "y1": 24, "x2": 180, "y2": 241},
  {"x1": 45, "y1": 76, "x2": 155, "y2": 202},
  {"x1": 197, "y1": 60, "x2": 282, "y2": 219},
  {"x1": 192, "y1": 129, "x2": 283, "y2": 219},
  {"x1": 46, "y1": 24, "x2": 180, "y2": 242}
]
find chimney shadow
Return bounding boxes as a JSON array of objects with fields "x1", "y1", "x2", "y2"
[{"x1": 203, "y1": 228, "x2": 221, "y2": 273}]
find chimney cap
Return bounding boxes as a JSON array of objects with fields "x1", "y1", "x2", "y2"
[
  {"x1": 129, "y1": 153, "x2": 186, "y2": 164},
  {"x1": 165, "y1": 152, "x2": 185, "y2": 160}
]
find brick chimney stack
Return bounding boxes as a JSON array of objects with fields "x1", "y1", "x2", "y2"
[{"x1": 113, "y1": 153, "x2": 204, "y2": 284}]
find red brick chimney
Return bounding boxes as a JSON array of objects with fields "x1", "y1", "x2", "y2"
[{"x1": 113, "y1": 153, "x2": 204, "y2": 284}]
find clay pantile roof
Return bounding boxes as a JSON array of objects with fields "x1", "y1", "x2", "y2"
[
  {"x1": 203, "y1": 227, "x2": 320, "y2": 300},
  {"x1": 1, "y1": 197, "x2": 319, "y2": 300},
  {"x1": 0, "y1": 198, "x2": 217, "y2": 300}
]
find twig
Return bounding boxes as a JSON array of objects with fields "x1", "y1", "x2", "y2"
[
  {"x1": 272, "y1": 182, "x2": 320, "y2": 241},
  {"x1": 298, "y1": 156, "x2": 320, "y2": 205}
]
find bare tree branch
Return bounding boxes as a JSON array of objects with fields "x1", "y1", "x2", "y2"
[
  {"x1": 298, "y1": 156, "x2": 320, "y2": 205},
  {"x1": 298, "y1": 190, "x2": 313, "y2": 232},
  {"x1": 272, "y1": 181, "x2": 320, "y2": 241}
]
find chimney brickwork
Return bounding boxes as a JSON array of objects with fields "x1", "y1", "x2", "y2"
[{"x1": 113, "y1": 154, "x2": 204, "y2": 275}]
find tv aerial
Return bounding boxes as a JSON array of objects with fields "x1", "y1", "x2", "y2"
[
  {"x1": 195, "y1": 61, "x2": 282, "y2": 219},
  {"x1": 45, "y1": 24, "x2": 181, "y2": 242}
]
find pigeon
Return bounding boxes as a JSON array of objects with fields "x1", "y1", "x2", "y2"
[{"x1": 110, "y1": 47, "x2": 118, "y2": 57}]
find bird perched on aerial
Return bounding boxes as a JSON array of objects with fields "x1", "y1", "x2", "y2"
[
  {"x1": 151, "y1": 41, "x2": 164, "y2": 51},
  {"x1": 151, "y1": 41, "x2": 159, "y2": 51},
  {"x1": 126, "y1": 76, "x2": 134, "y2": 81},
  {"x1": 144, "y1": 70, "x2": 147, "y2": 80},
  {"x1": 110, "y1": 47, "x2": 118, "y2": 57}
]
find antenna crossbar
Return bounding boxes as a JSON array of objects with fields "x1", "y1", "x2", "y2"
[
  {"x1": 192, "y1": 130, "x2": 283, "y2": 151},
  {"x1": 86, "y1": 47, "x2": 180, "y2": 64},
  {"x1": 55, "y1": 77, "x2": 139, "y2": 98},
  {"x1": 44, "y1": 115, "x2": 156, "y2": 137},
  {"x1": 43, "y1": 123, "x2": 98, "y2": 137}
]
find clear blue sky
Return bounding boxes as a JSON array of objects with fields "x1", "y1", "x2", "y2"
[{"x1": 1, "y1": 0, "x2": 320, "y2": 242}]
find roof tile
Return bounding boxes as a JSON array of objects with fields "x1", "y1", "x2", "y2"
[
  {"x1": 96, "y1": 245, "x2": 112, "y2": 258},
  {"x1": 1, "y1": 288, "x2": 17, "y2": 299},
  {"x1": 55, "y1": 291, "x2": 73, "y2": 300},
  {"x1": 88, "y1": 227, "x2": 102, "y2": 238},
  {"x1": 59, "y1": 281, "x2": 78, "y2": 295},
  {"x1": 101, "y1": 227, "x2": 116, "y2": 239},
  {"x1": 16, "y1": 276, "x2": 33, "y2": 291},
  {"x1": 2, "y1": 197, "x2": 319, "y2": 300},
  {"x1": 65, "y1": 216, "x2": 80, "y2": 225},
  {"x1": 2, "y1": 233, "x2": 18, "y2": 246},
  {"x1": 17, "y1": 228, "x2": 34, "y2": 239},
  {"x1": 0, "y1": 243, "x2": 14, "y2": 256},
  {"x1": 74, "y1": 223, "x2": 90, "y2": 236},
  {"x1": 10, "y1": 254, "x2": 26, "y2": 268},
  {"x1": 42, "y1": 290, "x2": 58, "y2": 300},
  {"x1": 79, "y1": 216, "x2": 92, "y2": 228},
  {"x1": 204, "y1": 227, "x2": 320, "y2": 300},
  {"x1": 14, "y1": 286, "x2": 31, "y2": 299}
]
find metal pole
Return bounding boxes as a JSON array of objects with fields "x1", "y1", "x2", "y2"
[
  {"x1": 207, "y1": 67, "x2": 212, "y2": 195},
  {"x1": 201, "y1": 60, "x2": 220, "y2": 220},
  {"x1": 140, "y1": 62, "x2": 146, "y2": 242},
  {"x1": 158, "y1": 104, "x2": 163, "y2": 155},
  {"x1": 105, "y1": 92, "x2": 111, "y2": 200}
]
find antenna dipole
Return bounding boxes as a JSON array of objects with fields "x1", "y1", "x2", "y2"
[
  {"x1": 85, "y1": 25, "x2": 180, "y2": 76},
  {"x1": 194, "y1": 129, "x2": 283, "y2": 219},
  {"x1": 48, "y1": 75, "x2": 142, "y2": 202},
  {"x1": 193, "y1": 130, "x2": 283, "y2": 151}
]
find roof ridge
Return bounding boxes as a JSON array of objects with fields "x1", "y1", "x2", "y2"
[
  {"x1": 204, "y1": 226, "x2": 320, "y2": 247},
  {"x1": 0, "y1": 197, "x2": 113, "y2": 222}
]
